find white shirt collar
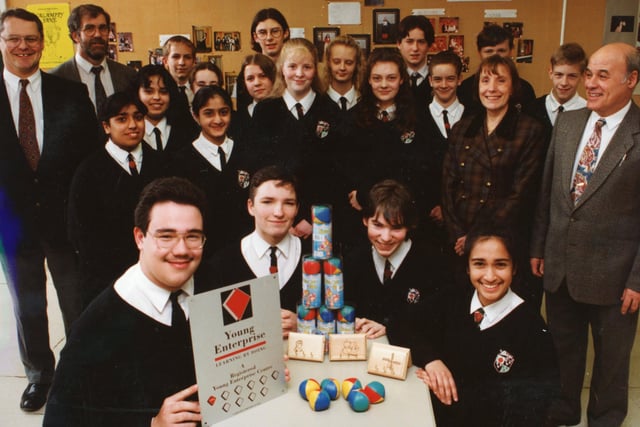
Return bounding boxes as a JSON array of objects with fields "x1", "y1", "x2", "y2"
[
  {"x1": 546, "y1": 92, "x2": 587, "y2": 113},
  {"x1": 241, "y1": 231, "x2": 301, "y2": 289},
  {"x1": 470, "y1": 288, "x2": 524, "y2": 331},
  {"x1": 248, "y1": 100, "x2": 258, "y2": 117},
  {"x1": 327, "y1": 85, "x2": 358, "y2": 109},
  {"x1": 105, "y1": 139, "x2": 143, "y2": 174},
  {"x1": 114, "y1": 263, "x2": 195, "y2": 326},
  {"x1": 3, "y1": 67, "x2": 41, "y2": 89},
  {"x1": 145, "y1": 116, "x2": 169, "y2": 137},
  {"x1": 430, "y1": 98, "x2": 463, "y2": 116},
  {"x1": 372, "y1": 239, "x2": 412, "y2": 283},
  {"x1": 75, "y1": 52, "x2": 107, "y2": 73},
  {"x1": 591, "y1": 100, "x2": 631, "y2": 130},
  {"x1": 192, "y1": 134, "x2": 233, "y2": 170},
  {"x1": 407, "y1": 63, "x2": 429, "y2": 79},
  {"x1": 283, "y1": 89, "x2": 316, "y2": 118}
]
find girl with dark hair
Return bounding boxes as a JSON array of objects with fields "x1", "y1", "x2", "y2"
[
  {"x1": 414, "y1": 223, "x2": 559, "y2": 427},
  {"x1": 232, "y1": 53, "x2": 276, "y2": 135},
  {"x1": 133, "y1": 64, "x2": 198, "y2": 153},
  {"x1": 342, "y1": 48, "x2": 436, "y2": 248},
  {"x1": 171, "y1": 86, "x2": 254, "y2": 254}
]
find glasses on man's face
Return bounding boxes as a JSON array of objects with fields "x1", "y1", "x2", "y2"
[
  {"x1": 81, "y1": 24, "x2": 110, "y2": 36},
  {"x1": 0, "y1": 35, "x2": 41, "y2": 47},
  {"x1": 149, "y1": 231, "x2": 206, "y2": 250},
  {"x1": 255, "y1": 27, "x2": 283, "y2": 40}
]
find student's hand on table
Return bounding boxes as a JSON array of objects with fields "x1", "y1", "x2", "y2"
[
  {"x1": 429, "y1": 205, "x2": 443, "y2": 224},
  {"x1": 530, "y1": 257, "x2": 544, "y2": 277},
  {"x1": 355, "y1": 317, "x2": 386, "y2": 338},
  {"x1": 348, "y1": 190, "x2": 362, "y2": 211},
  {"x1": 291, "y1": 220, "x2": 312, "y2": 239},
  {"x1": 283, "y1": 354, "x2": 291, "y2": 382},
  {"x1": 419, "y1": 360, "x2": 458, "y2": 405},
  {"x1": 454, "y1": 235, "x2": 466, "y2": 256},
  {"x1": 281, "y1": 309, "x2": 297, "y2": 338},
  {"x1": 151, "y1": 384, "x2": 201, "y2": 427},
  {"x1": 621, "y1": 288, "x2": 640, "y2": 315}
]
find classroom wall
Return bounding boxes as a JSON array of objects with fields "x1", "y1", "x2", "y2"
[{"x1": 6, "y1": 0, "x2": 610, "y2": 97}]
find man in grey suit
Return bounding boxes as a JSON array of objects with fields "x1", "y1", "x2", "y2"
[
  {"x1": 49, "y1": 4, "x2": 136, "y2": 114},
  {"x1": 531, "y1": 43, "x2": 640, "y2": 427}
]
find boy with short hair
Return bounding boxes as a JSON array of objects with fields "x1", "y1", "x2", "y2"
[
  {"x1": 162, "y1": 35, "x2": 196, "y2": 104},
  {"x1": 396, "y1": 15, "x2": 435, "y2": 104},
  {"x1": 202, "y1": 166, "x2": 302, "y2": 337},
  {"x1": 344, "y1": 180, "x2": 444, "y2": 352},
  {"x1": 524, "y1": 43, "x2": 587, "y2": 141}
]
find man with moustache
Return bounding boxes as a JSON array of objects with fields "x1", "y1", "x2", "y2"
[{"x1": 50, "y1": 4, "x2": 137, "y2": 114}]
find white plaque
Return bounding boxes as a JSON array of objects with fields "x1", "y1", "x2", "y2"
[{"x1": 190, "y1": 275, "x2": 287, "y2": 425}]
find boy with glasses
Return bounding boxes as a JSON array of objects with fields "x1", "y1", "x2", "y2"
[{"x1": 45, "y1": 177, "x2": 207, "y2": 426}]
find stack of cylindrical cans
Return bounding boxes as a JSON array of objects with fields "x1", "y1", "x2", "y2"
[{"x1": 298, "y1": 205, "x2": 355, "y2": 338}]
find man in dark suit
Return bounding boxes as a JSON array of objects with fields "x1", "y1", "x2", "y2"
[
  {"x1": 524, "y1": 43, "x2": 587, "y2": 147},
  {"x1": 396, "y1": 15, "x2": 435, "y2": 108},
  {"x1": 0, "y1": 8, "x2": 99, "y2": 411},
  {"x1": 49, "y1": 4, "x2": 137, "y2": 114},
  {"x1": 458, "y1": 24, "x2": 535, "y2": 114},
  {"x1": 531, "y1": 43, "x2": 640, "y2": 427}
]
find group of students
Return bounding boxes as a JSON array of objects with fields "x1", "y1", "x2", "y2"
[{"x1": 2, "y1": 4, "x2": 620, "y2": 427}]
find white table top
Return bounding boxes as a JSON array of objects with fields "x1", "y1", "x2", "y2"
[{"x1": 215, "y1": 337, "x2": 436, "y2": 426}]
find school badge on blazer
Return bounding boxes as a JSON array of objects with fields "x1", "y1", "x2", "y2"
[
  {"x1": 406, "y1": 288, "x2": 420, "y2": 304},
  {"x1": 316, "y1": 121, "x2": 330, "y2": 138},
  {"x1": 493, "y1": 349, "x2": 515, "y2": 373},
  {"x1": 237, "y1": 170, "x2": 250, "y2": 188},
  {"x1": 400, "y1": 130, "x2": 415, "y2": 144}
]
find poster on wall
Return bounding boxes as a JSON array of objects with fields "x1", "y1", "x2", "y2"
[{"x1": 26, "y1": 3, "x2": 74, "y2": 69}]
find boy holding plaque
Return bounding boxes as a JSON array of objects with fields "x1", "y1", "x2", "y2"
[
  {"x1": 202, "y1": 166, "x2": 303, "y2": 337},
  {"x1": 45, "y1": 177, "x2": 207, "y2": 426},
  {"x1": 344, "y1": 180, "x2": 444, "y2": 350}
]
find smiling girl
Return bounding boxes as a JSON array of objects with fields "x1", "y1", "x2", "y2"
[
  {"x1": 251, "y1": 38, "x2": 341, "y2": 239},
  {"x1": 172, "y1": 86, "x2": 253, "y2": 254},
  {"x1": 414, "y1": 223, "x2": 558, "y2": 427},
  {"x1": 342, "y1": 48, "x2": 436, "y2": 250}
]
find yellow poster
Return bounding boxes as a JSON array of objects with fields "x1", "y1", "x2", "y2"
[{"x1": 26, "y1": 3, "x2": 74, "y2": 69}]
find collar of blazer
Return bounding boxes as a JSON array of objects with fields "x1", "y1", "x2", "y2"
[{"x1": 464, "y1": 105, "x2": 520, "y2": 139}]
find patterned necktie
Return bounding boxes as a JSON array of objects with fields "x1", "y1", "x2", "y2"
[
  {"x1": 295, "y1": 102, "x2": 304, "y2": 120},
  {"x1": 91, "y1": 66, "x2": 107, "y2": 114},
  {"x1": 380, "y1": 110, "x2": 390, "y2": 122},
  {"x1": 18, "y1": 79, "x2": 39, "y2": 171},
  {"x1": 383, "y1": 259, "x2": 393, "y2": 285},
  {"x1": 473, "y1": 308, "x2": 485, "y2": 327},
  {"x1": 153, "y1": 127, "x2": 163, "y2": 152},
  {"x1": 571, "y1": 118, "x2": 606, "y2": 204},
  {"x1": 170, "y1": 290, "x2": 188, "y2": 331},
  {"x1": 127, "y1": 153, "x2": 139, "y2": 176},
  {"x1": 442, "y1": 109, "x2": 451, "y2": 138},
  {"x1": 269, "y1": 246, "x2": 278, "y2": 274},
  {"x1": 218, "y1": 146, "x2": 226, "y2": 171},
  {"x1": 339, "y1": 96, "x2": 348, "y2": 111}
]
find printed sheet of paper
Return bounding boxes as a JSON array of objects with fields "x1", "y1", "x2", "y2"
[
  {"x1": 328, "y1": 2, "x2": 361, "y2": 25},
  {"x1": 190, "y1": 275, "x2": 286, "y2": 425}
]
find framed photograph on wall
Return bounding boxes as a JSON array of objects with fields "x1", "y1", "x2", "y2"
[
  {"x1": 348, "y1": 33, "x2": 371, "y2": 58},
  {"x1": 214, "y1": 32, "x2": 241, "y2": 51},
  {"x1": 373, "y1": 9, "x2": 399, "y2": 44},
  {"x1": 313, "y1": 27, "x2": 340, "y2": 62},
  {"x1": 192, "y1": 25, "x2": 213, "y2": 53}
]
